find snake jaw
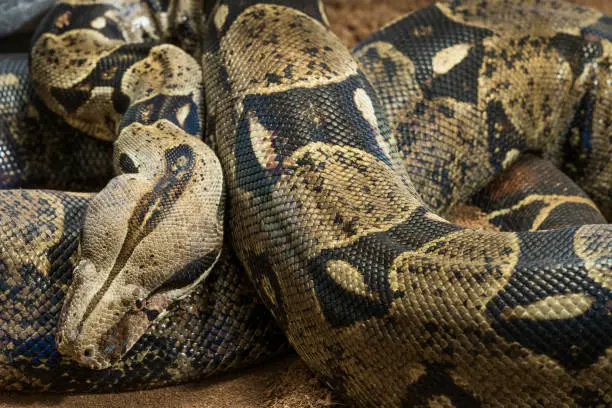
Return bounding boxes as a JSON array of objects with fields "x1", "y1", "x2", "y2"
[
  {"x1": 56, "y1": 259, "x2": 119, "y2": 370},
  {"x1": 56, "y1": 224, "x2": 223, "y2": 370},
  {"x1": 55, "y1": 258, "x2": 152, "y2": 369}
]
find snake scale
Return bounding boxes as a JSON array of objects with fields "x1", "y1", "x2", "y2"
[{"x1": 0, "y1": 0, "x2": 610, "y2": 406}]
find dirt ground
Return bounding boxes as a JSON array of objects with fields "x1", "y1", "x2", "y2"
[
  {"x1": 326, "y1": 0, "x2": 609, "y2": 48},
  {"x1": 1, "y1": 0, "x2": 609, "y2": 407},
  {"x1": 0, "y1": 356, "x2": 336, "y2": 408}
]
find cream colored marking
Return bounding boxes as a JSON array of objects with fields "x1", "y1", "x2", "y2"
[
  {"x1": 260, "y1": 275, "x2": 278, "y2": 307},
  {"x1": 500, "y1": 294, "x2": 594, "y2": 320},
  {"x1": 388, "y1": 265, "x2": 400, "y2": 294},
  {"x1": 90, "y1": 16, "x2": 106, "y2": 30},
  {"x1": 486, "y1": 194, "x2": 601, "y2": 230},
  {"x1": 122, "y1": 44, "x2": 202, "y2": 106},
  {"x1": 175, "y1": 103, "x2": 191, "y2": 128},
  {"x1": 502, "y1": 148, "x2": 520, "y2": 169},
  {"x1": 0, "y1": 74, "x2": 21, "y2": 111},
  {"x1": 222, "y1": 4, "x2": 358, "y2": 96},
  {"x1": 234, "y1": 100, "x2": 245, "y2": 125},
  {"x1": 276, "y1": 141, "x2": 421, "y2": 252},
  {"x1": 131, "y1": 16, "x2": 153, "y2": 32},
  {"x1": 389, "y1": 228, "x2": 520, "y2": 320},
  {"x1": 353, "y1": 88, "x2": 377, "y2": 127},
  {"x1": 166, "y1": 352, "x2": 198, "y2": 377},
  {"x1": 0, "y1": 73, "x2": 19, "y2": 87},
  {"x1": 432, "y1": 43, "x2": 472, "y2": 76},
  {"x1": 427, "y1": 395, "x2": 454, "y2": 407},
  {"x1": 477, "y1": 35, "x2": 578, "y2": 153},
  {"x1": 326, "y1": 260, "x2": 373, "y2": 298},
  {"x1": 32, "y1": 31, "x2": 123, "y2": 88},
  {"x1": 353, "y1": 88, "x2": 392, "y2": 161},
  {"x1": 424, "y1": 211, "x2": 449, "y2": 224},
  {"x1": 66, "y1": 191, "x2": 96, "y2": 198},
  {"x1": 317, "y1": 0, "x2": 330, "y2": 27},
  {"x1": 308, "y1": 102, "x2": 321, "y2": 126},
  {"x1": 214, "y1": 4, "x2": 229, "y2": 32},
  {"x1": 354, "y1": 41, "x2": 422, "y2": 132},
  {"x1": 248, "y1": 115, "x2": 276, "y2": 170},
  {"x1": 574, "y1": 226, "x2": 612, "y2": 290},
  {"x1": 0, "y1": 191, "x2": 66, "y2": 277}
]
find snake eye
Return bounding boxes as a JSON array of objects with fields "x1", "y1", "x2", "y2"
[
  {"x1": 118, "y1": 153, "x2": 139, "y2": 173},
  {"x1": 134, "y1": 299, "x2": 145, "y2": 310}
]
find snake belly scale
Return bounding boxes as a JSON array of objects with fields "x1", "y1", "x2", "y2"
[{"x1": 0, "y1": 0, "x2": 611, "y2": 407}]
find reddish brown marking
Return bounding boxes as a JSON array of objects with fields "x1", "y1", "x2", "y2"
[
  {"x1": 412, "y1": 25, "x2": 433, "y2": 36},
  {"x1": 102, "y1": 66, "x2": 119, "y2": 80},
  {"x1": 485, "y1": 156, "x2": 543, "y2": 200},
  {"x1": 56, "y1": 11, "x2": 72, "y2": 29},
  {"x1": 584, "y1": 33, "x2": 601, "y2": 42},
  {"x1": 141, "y1": 104, "x2": 154, "y2": 122}
]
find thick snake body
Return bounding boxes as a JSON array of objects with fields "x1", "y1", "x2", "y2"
[
  {"x1": 1, "y1": 0, "x2": 611, "y2": 406},
  {"x1": 0, "y1": 54, "x2": 287, "y2": 391},
  {"x1": 203, "y1": 1, "x2": 611, "y2": 406},
  {"x1": 0, "y1": 54, "x2": 112, "y2": 191}
]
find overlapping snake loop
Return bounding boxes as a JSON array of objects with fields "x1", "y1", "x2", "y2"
[{"x1": 0, "y1": 0, "x2": 610, "y2": 406}]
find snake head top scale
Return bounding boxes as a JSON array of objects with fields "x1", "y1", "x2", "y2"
[
  {"x1": 55, "y1": 120, "x2": 225, "y2": 369},
  {"x1": 55, "y1": 120, "x2": 225, "y2": 370}
]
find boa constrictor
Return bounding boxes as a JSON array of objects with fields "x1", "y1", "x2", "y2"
[{"x1": 1, "y1": 0, "x2": 610, "y2": 406}]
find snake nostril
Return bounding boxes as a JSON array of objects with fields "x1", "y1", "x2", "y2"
[{"x1": 83, "y1": 348, "x2": 94, "y2": 358}]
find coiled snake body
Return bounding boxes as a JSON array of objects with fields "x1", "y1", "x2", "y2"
[{"x1": 1, "y1": 0, "x2": 610, "y2": 406}]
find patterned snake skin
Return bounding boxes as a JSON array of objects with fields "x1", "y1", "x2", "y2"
[{"x1": 1, "y1": 0, "x2": 611, "y2": 406}]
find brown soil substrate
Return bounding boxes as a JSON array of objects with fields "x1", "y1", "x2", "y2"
[
  {"x1": 1, "y1": 0, "x2": 608, "y2": 406},
  {"x1": 326, "y1": 0, "x2": 610, "y2": 47}
]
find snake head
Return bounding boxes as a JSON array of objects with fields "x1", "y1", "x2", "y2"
[{"x1": 55, "y1": 121, "x2": 224, "y2": 370}]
